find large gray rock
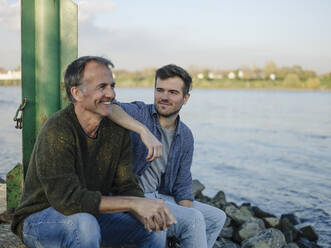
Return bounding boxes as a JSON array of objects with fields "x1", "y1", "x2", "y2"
[
  {"x1": 195, "y1": 193, "x2": 212, "y2": 204},
  {"x1": 240, "y1": 205, "x2": 255, "y2": 218},
  {"x1": 281, "y1": 213, "x2": 301, "y2": 225},
  {"x1": 263, "y1": 217, "x2": 280, "y2": 228},
  {"x1": 219, "y1": 216, "x2": 234, "y2": 239},
  {"x1": 0, "y1": 178, "x2": 5, "y2": 184},
  {"x1": 214, "y1": 238, "x2": 240, "y2": 248},
  {"x1": 192, "y1": 179, "x2": 205, "y2": 197},
  {"x1": 280, "y1": 217, "x2": 300, "y2": 243},
  {"x1": 241, "y1": 228, "x2": 286, "y2": 248},
  {"x1": 211, "y1": 190, "x2": 227, "y2": 209},
  {"x1": 299, "y1": 225, "x2": 318, "y2": 242},
  {"x1": 220, "y1": 225, "x2": 233, "y2": 239},
  {"x1": 237, "y1": 217, "x2": 266, "y2": 242},
  {"x1": 223, "y1": 215, "x2": 232, "y2": 227},
  {"x1": 225, "y1": 204, "x2": 253, "y2": 225},
  {"x1": 252, "y1": 206, "x2": 276, "y2": 218},
  {"x1": 240, "y1": 204, "x2": 255, "y2": 217}
]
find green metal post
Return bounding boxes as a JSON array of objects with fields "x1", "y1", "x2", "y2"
[
  {"x1": 8, "y1": 0, "x2": 77, "y2": 210},
  {"x1": 21, "y1": 0, "x2": 36, "y2": 177},
  {"x1": 35, "y1": 0, "x2": 61, "y2": 130},
  {"x1": 20, "y1": 0, "x2": 77, "y2": 177},
  {"x1": 60, "y1": 0, "x2": 78, "y2": 108}
]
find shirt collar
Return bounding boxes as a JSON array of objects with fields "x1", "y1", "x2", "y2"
[{"x1": 151, "y1": 105, "x2": 182, "y2": 136}]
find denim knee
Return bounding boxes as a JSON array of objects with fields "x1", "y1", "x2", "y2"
[
  {"x1": 212, "y1": 208, "x2": 227, "y2": 230},
  {"x1": 186, "y1": 208, "x2": 206, "y2": 231},
  {"x1": 69, "y1": 212, "x2": 101, "y2": 248}
]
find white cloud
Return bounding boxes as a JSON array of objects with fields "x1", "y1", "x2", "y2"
[
  {"x1": 0, "y1": 0, "x2": 20, "y2": 31},
  {"x1": 74, "y1": 0, "x2": 115, "y2": 23},
  {"x1": 0, "y1": 0, "x2": 115, "y2": 29}
]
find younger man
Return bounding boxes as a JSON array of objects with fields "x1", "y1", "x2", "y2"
[{"x1": 113, "y1": 64, "x2": 226, "y2": 248}]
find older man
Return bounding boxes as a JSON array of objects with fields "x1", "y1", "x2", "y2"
[{"x1": 11, "y1": 56, "x2": 176, "y2": 248}]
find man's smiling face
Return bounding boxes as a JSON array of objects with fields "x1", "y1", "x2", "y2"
[{"x1": 78, "y1": 61, "x2": 116, "y2": 119}]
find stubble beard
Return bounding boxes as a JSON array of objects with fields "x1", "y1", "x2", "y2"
[{"x1": 155, "y1": 103, "x2": 182, "y2": 118}]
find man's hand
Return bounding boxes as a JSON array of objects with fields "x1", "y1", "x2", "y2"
[
  {"x1": 99, "y1": 196, "x2": 176, "y2": 232},
  {"x1": 108, "y1": 105, "x2": 162, "y2": 162},
  {"x1": 140, "y1": 126, "x2": 162, "y2": 162},
  {"x1": 131, "y1": 198, "x2": 176, "y2": 232}
]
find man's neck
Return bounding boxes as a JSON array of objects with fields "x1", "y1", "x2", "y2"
[
  {"x1": 74, "y1": 104, "x2": 102, "y2": 138},
  {"x1": 159, "y1": 114, "x2": 178, "y2": 130}
]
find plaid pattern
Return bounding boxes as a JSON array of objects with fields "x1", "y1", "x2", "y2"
[{"x1": 115, "y1": 100, "x2": 194, "y2": 203}]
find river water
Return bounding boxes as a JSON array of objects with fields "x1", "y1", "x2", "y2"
[{"x1": 1, "y1": 86, "x2": 331, "y2": 246}]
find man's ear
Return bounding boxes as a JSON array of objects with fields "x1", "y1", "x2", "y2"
[
  {"x1": 183, "y1": 92, "x2": 190, "y2": 105},
  {"x1": 71, "y1": 86, "x2": 83, "y2": 102}
]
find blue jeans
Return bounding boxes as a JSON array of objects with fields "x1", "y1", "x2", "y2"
[
  {"x1": 22, "y1": 207, "x2": 166, "y2": 248},
  {"x1": 145, "y1": 192, "x2": 226, "y2": 248}
]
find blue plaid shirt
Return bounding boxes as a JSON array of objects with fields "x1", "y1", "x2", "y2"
[{"x1": 115, "y1": 100, "x2": 194, "y2": 202}]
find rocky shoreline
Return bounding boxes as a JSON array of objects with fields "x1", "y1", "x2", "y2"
[
  {"x1": 0, "y1": 180, "x2": 321, "y2": 248},
  {"x1": 192, "y1": 180, "x2": 320, "y2": 248}
]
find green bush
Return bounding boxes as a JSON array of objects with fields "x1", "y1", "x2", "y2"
[
  {"x1": 283, "y1": 74, "x2": 302, "y2": 88},
  {"x1": 305, "y1": 78, "x2": 320, "y2": 89}
]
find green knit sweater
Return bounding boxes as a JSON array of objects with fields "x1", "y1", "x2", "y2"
[{"x1": 11, "y1": 104, "x2": 143, "y2": 238}]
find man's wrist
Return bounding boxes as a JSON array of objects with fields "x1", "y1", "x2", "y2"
[
  {"x1": 136, "y1": 123, "x2": 148, "y2": 136},
  {"x1": 99, "y1": 196, "x2": 141, "y2": 213},
  {"x1": 127, "y1": 196, "x2": 140, "y2": 212}
]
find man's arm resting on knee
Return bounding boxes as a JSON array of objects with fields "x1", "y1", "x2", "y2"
[
  {"x1": 99, "y1": 196, "x2": 177, "y2": 232},
  {"x1": 108, "y1": 104, "x2": 162, "y2": 161}
]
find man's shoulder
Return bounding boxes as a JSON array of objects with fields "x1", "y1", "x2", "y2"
[{"x1": 38, "y1": 105, "x2": 75, "y2": 138}]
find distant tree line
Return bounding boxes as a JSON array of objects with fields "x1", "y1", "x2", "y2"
[
  {"x1": 113, "y1": 61, "x2": 331, "y2": 90},
  {"x1": 1, "y1": 62, "x2": 331, "y2": 90}
]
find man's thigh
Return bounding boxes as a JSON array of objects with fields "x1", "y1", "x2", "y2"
[
  {"x1": 97, "y1": 212, "x2": 166, "y2": 247},
  {"x1": 22, "y1": 207, "x2": 100, "y2": 248},
  {"x1": 190, "y1": 200, "x2": 226, "y2": 228},
  {"x1": 156, "y1": 193, "x2": 224, "y2": 225}
]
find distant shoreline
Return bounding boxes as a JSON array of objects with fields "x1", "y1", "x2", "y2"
[
  {"x1": 1, "y1": 81, "x2": 331, "y2": 91},
  {"x1": 0, "y1": 80, "x2": 20, "y2": 86}
]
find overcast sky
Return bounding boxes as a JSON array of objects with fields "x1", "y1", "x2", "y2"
[{"x1": 0, "y1": 0, "x2": 330, "y2": 73}]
